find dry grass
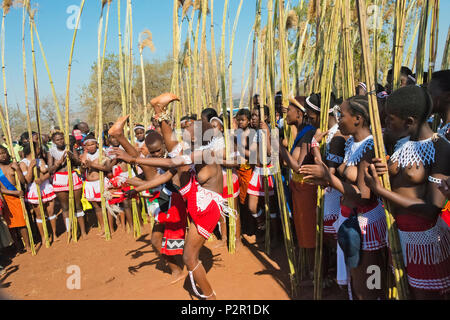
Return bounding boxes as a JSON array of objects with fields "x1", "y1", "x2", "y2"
[{"x1": 139, "y1": 29, "x2": 155, "y2": 52}]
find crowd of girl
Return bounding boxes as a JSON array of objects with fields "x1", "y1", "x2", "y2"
[{"x1": 0, "y1": 67, "x2": 449, "y2": 300}]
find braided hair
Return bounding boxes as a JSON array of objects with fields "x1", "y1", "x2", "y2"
[
  {"x1": 386, "y1": 85, "x2": 433, "y2": 124},
  {"x1": 347, "y1": 95, "x2": 370, "y2": 126}
]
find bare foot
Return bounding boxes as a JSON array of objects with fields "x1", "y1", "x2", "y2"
[
  {"x1": 170, "y1": 270, "x2": 187, "y2": 285},
  {"x1": 150, "y1": 93, "x2": 179, "y2": 113},
  {"x1": 53, "y1": 234, "x2": 60, "y2": 242},
  {"x1": 108, "y1": 115, "x2": 130, "y2": 137}
]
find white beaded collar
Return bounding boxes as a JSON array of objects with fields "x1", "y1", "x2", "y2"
[
  {"x1": 344, "y1": 135, "x2": 374, "y2": 167},
  {"x1": 390, "y1": 136, "x2": 435, "y2": 168}
]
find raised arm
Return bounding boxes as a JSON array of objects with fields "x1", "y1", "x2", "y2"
[{"x1": 133, "y1": 169, "x2": 176, "y2": 193}]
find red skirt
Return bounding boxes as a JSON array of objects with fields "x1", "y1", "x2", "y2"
[
  {"x1": 179, "y1": 175, "x2": 222, "y2": 240},
  {"x1": 247, "y1": 165, "x2": 274, "y2": 197},
  {"x1": 396, "y1": 214, "x2": 450, "y2": 293},
  {"x1": 160, "y1": 192, "x2": 187, "y2": 256},
  {"x1": 222, "y1": 169, "x2": 240, "y2": 199},
  {"x1": 53, "y1": 171, "x2": 83, "y2": 192}
]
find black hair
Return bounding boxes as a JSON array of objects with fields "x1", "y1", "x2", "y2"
[
  {"x1": 69, "y1": 135, "x2": 76, "y2": 150},
  {"x1": 23, "y1": 142, "x2": 39, "y2": 157},
  {"x1": 19, "y1": 131, "x2": 37, "y2": 146},
  {"x1": 180, "y1": 115, "x2": 190, "y2": 122},
  {"x1": 386, "y1": 85, "x2": 433, "y2": 123},
  {"x1": 0, "y1": 145, "x2": 10, "y2": 162},
  {"x1": 201, "y1": 108, "x2": 218, "y2": 122},
  {"x1": 306, "y1": 92, "x2": 337, "y2": 113},
  {"x1": 220, "y1": 111, "x2": 231, "y2": 125},
  {"x1": 275, "y1": 91, "x2": 282, "y2": 106},
  {"x1": 376, "y1": 83, "x2": 386, "y2": 94},
  {"x1": 388, "y1": 66, "x2": 413, "y2": 77},
  {"x1": 430, "y1": 69, "x2": 450, "y2": 92},
  {"x1": 347, "y1": 95, "x2": 370, "y2": 126},
  {"x1": 83, "y1": 133, "x2": 97, "y2": 142},
  {"x1": 51, "y1": 131, "x2": 64, "y2": 141},
  {"x1": 253, "y1": 105, "x2": 270, "y2": 120},
  {"x1": 145, "y1": 130, "x2": 164, "y2": 147},
  {"x1": 236, "y1": 108, "x2": 251, "y2": 120}
]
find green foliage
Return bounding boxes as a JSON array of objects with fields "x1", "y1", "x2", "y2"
[{"x1": 80, "y1": 53, "x2": 173, "y2": 125}]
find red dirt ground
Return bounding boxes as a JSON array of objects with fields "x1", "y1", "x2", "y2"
[{"x1": 0, "y1": 221, "x2": 347, "y2": 300}]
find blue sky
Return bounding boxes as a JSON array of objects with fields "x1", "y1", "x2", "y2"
[{"x1": 3, "y1": 0, "x2": 450, "y2": 117}]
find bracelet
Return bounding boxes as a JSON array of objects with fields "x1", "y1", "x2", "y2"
[
  {"x1": 129, "y1": 157, "x2": 137, "y2": 165},
  {"x1": 153, "y1": 110, "x2": 171, "y2": 123},
  {"x1": 428, "y1": 176, "x2": 442, "y2": 185},
  {"x1": 311, "y1": 137, "x2": 320, "y2": 148}
]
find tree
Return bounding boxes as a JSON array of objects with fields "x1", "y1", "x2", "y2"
[{"x1": 80, "y1": 53, "x2": 173, "y2": 126}]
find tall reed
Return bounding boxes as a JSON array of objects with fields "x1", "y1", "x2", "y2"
[{"x1": 356, "y1": 0, "x2": 410, "y2": 300}]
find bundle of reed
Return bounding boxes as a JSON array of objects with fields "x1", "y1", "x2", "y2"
[
  {"x1": 64, "y1": 0, "x2": 85, "y2": 243},
  {"x1": 415, "y1": 0, "x2": 430, "y2": 86},
  {"x1": 391, "y1": 0, "x2": 408, "y2": 91},
  {"x1": 209, "y1": 0, "x2": 220, "y2": 109},
  {"x1": 312, "y1": 0, "x2": 324, "y2": 92},
  {"x1": 256, "y1": 25, "x2": 271, "y2": 256},
  {"x1": 293, "y1": 20, "x2": 309, "y2": 97},
  {"x1": 97, "y1": 0, "x2": 113, "y2": 240},
  {"x1": 118, "y1": 2, "x2": 140, "y2": 236},
  {"x1": 313, "y1": 0, "x2": 342, "y2": 300},
  {"x1": 356, "y1": 0, "x2": 410, "y2": 300},
  {"x1": 137, "y1": 29, "x2": 155, "y2": 227},
  {"x1": 248, "y1": 0, "x2": 262, "y2": 109},
  {"x1": 199, "y1": 0, "x2": 212, "y2": 110},
  {"x1": 0, "y1": 0, "x2": 36, "y2": 255},
  {"x1": 125, "y1": 0, "x2": 141, "y2": 239},
  {"x1": 264, "y1": 0, "x2": 299, "y2": 297},
  {"x1": 277, "y1": 0, "x2": 291, "y2": 148},
  {"x1": 185, "y1": 4, "x2": 196, "y2": 116},
  {"x1": 427, "y1": 0, "x2": 439, "y2": 84},
  {"x1": 442, "y1": 26, "x2": 450, "y2": 70},
  {"x1": 224, "y1": 0, "x2": 244, "y2": 253},
  {"x1": 238, "y1": 28, "x2": 254, "y2": 109},
  {"x1": 261, "y1": 0, "x2": 274, "y2": 256},
  {"x1": 171, "y1": 0, "x2": 181, "y2": 131},
  {"x1": 118, "y1": 0, "x2": 127, "y2": 117},
  {"x1": 28, "y1": 5, "x2": 50, "y2": 248},
  {"x1": 404, "y1": 5, "x2": 421, "y2": 70},
  {"x1": 192, "y1": 4, "x2": 202, "y2": 117},
  {"x1": 139, "y1": 30, "x2": 155, "y2": 141}
]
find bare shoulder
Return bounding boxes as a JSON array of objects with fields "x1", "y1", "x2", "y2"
[{"x1": 433, "y1": 136, "x2": 450, "y2": 175}]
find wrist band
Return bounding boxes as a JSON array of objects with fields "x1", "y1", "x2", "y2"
[
  {"x1": 311, "y1": 137, "x2": 320, "y2": 148},
  {"x1": 153, "y1": 110, "x2": 171, "y2": 123},
  {"x1": 428, "y1": 176, "x2": 442, "y2": 185}
]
